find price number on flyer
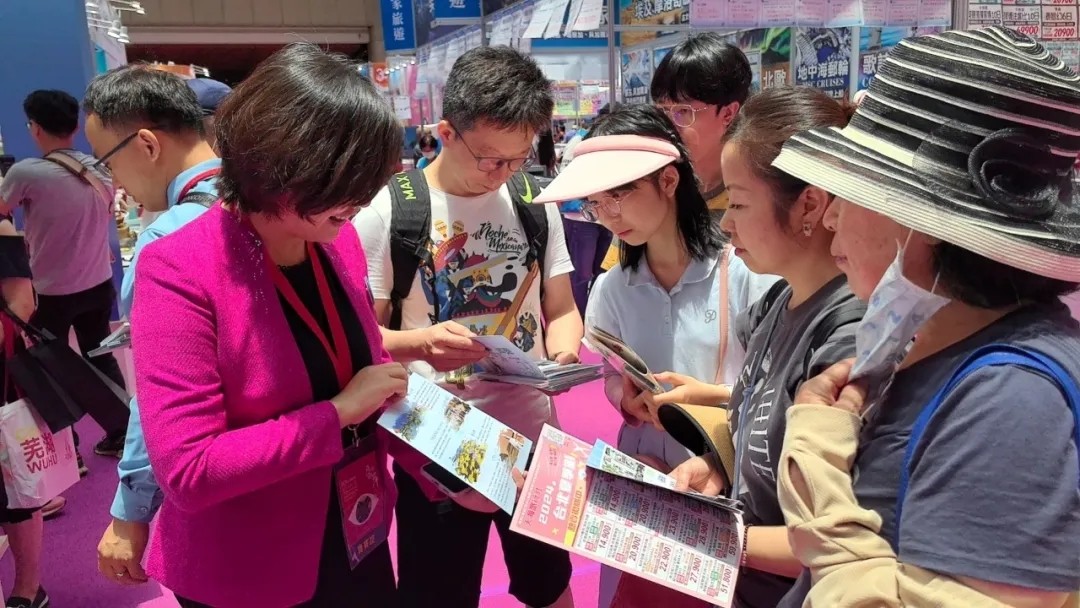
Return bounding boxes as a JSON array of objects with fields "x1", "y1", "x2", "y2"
[{"x1": 1046, "y1": 26, "x2": 1078, "y2": 39}]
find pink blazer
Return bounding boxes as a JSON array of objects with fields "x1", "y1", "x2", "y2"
[{"x1": 130, "y1": 206, "x2": 393, "y2": 608}]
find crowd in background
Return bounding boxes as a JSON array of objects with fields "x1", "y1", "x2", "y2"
[{"x1": 0, "y1": 23, "x2": 1075, "y2": 608}]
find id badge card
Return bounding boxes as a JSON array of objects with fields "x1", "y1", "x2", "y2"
[{"x1": 334, "y1": 433, "x2": 389, "y2": 570}]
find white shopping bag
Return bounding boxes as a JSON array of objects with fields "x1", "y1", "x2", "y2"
[{"x1": 0, "y1": 399, "x2": 79, "y2": 509}]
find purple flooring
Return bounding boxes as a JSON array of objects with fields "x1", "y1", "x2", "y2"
[{"x1": 16, "y1": 352, "x2": 620, "y2": 607}]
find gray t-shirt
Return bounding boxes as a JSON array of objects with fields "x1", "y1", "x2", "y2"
[
  {"x1": 729, "y1": 275, "x2": 863, "y2": 608},
  {"x1": 0, "y1": 152, "x2": 114, "y2": 295},
  {"x1": 778, "y1": 300, "x2": 1080, "y2": 606}
]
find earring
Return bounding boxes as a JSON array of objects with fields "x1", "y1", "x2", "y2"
[{"x1": 802, "y1": 222, "x2": 813, "y2": 237}]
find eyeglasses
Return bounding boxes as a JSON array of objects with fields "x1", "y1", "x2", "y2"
[
  {"x1": 581, "y1": 192, "x2": 628, "y2": 223},
  {"x1": 92, "y1": 126, "x2": 161, "y2": 178},
  {"x1": 657, "y1": 103, "x2": 711, "y2": 128},
  {"x1": 448, "y1": 121, "x2": 534, "y2": 173}
]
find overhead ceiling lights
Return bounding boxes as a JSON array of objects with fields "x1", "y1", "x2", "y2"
[{"x1": 110, "y1": 0, "x2": 146, "y2": 15}]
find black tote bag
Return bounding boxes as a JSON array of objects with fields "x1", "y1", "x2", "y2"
[{"x1": 3, "y1": 307, "x2": 129, "y2": 435}]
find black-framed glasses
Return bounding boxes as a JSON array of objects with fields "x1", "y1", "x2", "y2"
[
  {"x1": 448, "y1": 120, "x2": 534, "y2": 173},
  {"x1": 657, "y1": 103, "x2": 711, "y2": 128},
  {"x1": 93, "y1": 126, "x2": 162, "y2": 178}
]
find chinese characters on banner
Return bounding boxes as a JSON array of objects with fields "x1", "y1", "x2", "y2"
[
  {"x1": 967, "y1": 0, "x2": 1080, "y2": 40},
  {"x1": 381, "y1": 0, "x2": 417, "y2": 51},
  {"x1": 621, "y1": 49, "x2": 654, "y2": 104},
  {"x1": 619, "y1": 0, "x2": 692, "y2": 46},
  {"x1": 793, "y1": 27, "x2": 853, "y2": 99}
]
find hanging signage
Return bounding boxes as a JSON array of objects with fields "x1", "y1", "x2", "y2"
[
  {"x1": 691, "y1": 0, "x2": 950, "y2": 27},
  {"x1": 433, "y1": 0, "x2": 482, "y2": 19},
  {"x1": 382, "y1": 0, "x2": 418, "y2": 51},
  {"x1": 793, "y1": 27, "x2": 853, "y2": 99},
  {"x1": 619, "y1": 0, "x2": 690, "y2": 46},
  {"x1": 621, "y1": 48, "x2": 654, "y2": 104},
  {"x1": 371, "y1": 63, "x2": 391, "y2": 93}
]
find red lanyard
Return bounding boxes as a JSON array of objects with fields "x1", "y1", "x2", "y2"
[
  {"x1": 176, "y1": 168, "x2": 221, "y2": 203},
  {"x1": 266, "y1": 242, "x2": 354, "y2": 388}
]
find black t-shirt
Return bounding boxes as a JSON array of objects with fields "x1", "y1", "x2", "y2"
[{"x1": 276, "y1": 246, "x2": 374, "y2": 446}]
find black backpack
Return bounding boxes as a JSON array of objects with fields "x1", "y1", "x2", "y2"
[
  {"x1": 740, "y1": 279, "x2": 865, "y2": 394},
  {"x1": 385, "y1": 169, "x2": 550, "y2": 330}
]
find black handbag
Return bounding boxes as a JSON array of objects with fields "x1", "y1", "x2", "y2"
[{"x1": 3, "y1": 307, "x2": 129, "y2": 435}]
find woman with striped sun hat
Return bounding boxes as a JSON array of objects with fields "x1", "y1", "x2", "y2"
[{"x1": 678, "y1": 26, "x2": 1080, "y2": 607}]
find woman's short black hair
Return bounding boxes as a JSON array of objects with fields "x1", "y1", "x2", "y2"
[
  {"x1": 585, "y1": 104, "x2": 724, "y2": 271},
  {"x1": 418, "y1": 133, "x2": 438, "y2": 151},
  {"x1": 933, "y1": 242, "x2": 1079, "y2": 308},
  {"x1": 215, "y1": 43, "x2": 402, "y2": 218},
  {"x1": 23, "y1": 90, "x2": 80, "y2": 138},
  {"x1": 650, "y1": 33, "x2": 752, "y2": 108}
]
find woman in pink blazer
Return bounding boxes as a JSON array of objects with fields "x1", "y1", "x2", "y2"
[{"x1": 130, "y1": 44, "x2": 407, "y2": 608}]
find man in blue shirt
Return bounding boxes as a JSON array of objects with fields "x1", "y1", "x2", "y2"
[{"x1": 83, "y1": 67, "x2": 228, "y2": 584}]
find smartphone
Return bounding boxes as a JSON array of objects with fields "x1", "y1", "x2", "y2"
[{"x1": 421, "y1": 462, "x2": 470, "y2": 496}]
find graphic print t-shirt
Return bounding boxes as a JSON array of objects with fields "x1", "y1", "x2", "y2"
[
  {"x1": 356, "y1": 182, "x2": 574, "y2": 438},
  {"x1": 728, "y1": 275, "x2": 862, "y2": 608}
]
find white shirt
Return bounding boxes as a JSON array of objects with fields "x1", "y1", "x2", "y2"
[
  {"x1": 586, "y1": 246, "x2": 780, "y2": 389},
  {"x1": 355, "y1": 183, "x2": 575, "y2": 439}
]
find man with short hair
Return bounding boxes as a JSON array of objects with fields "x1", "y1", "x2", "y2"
[
  {"x1": 84, "y1": 66, "x2": 224, "y2": 584},
  {"x1": 0, "y1": 89, "x2": 129, "y2": 461},
  {"x1": 650, "y1": 33, "x2": 753, "y2": 212},
  {"x1": 355, "y1": 46, "x2": 581, "y2": 608}
]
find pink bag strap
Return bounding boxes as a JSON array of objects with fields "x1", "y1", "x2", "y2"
[{"x1": 714, "y1": 246, "x2": 730, "y2": 384}]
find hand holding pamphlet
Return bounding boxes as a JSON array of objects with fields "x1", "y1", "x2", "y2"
[
  {"x1": 511, "y1": 425, "x2": 745, "y2": 606},
  {"x1": 470, "y1": 335, "x2": 602, "y2": 393},
  {"x1": 583, "y1": 326, "x2": 663, "y2": 394},
  {"x1": 377, "y1": 374, "x2": 532, "y2": 513}
]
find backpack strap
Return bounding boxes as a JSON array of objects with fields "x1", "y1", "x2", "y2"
[
  {"x1": 739, "y1": 279, "x2": 790, "y2": 350},
  {"x1": 506, "y1": 173, "x2": 549, "y2": 298},
  {"x1": 44, "y1": 151, "x2": 112, "y2": 207},
  {"x1": 893, "y1": 344, "x2": 1080, "y2": 553},
  {"x1": 387, "y1": 170, "x2": 432, "y2": 331},
  {"x1": 178, "y1": 191, "x2": 219, "y2": 208},
  {"x1": 801, "y1": 302, "x2": 865, "y2": 381}
]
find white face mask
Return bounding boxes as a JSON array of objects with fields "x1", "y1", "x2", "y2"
[
  {"x1": 423, "y1": 151, "x2": 436, "y2": 160},
  {"x1": 849, "y1": 231, "x2": 950, "y2": 408}
]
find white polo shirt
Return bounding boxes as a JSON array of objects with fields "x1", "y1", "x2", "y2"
[{"x1": 586, "y1": 246, "x2": 780, "y2": 391}]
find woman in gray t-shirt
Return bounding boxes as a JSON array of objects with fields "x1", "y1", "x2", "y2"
[{"x1": 659, "y1": 87, "x2": 867, "y2": 608}]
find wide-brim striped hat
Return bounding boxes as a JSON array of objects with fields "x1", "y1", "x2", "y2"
[{"x1": 773, "y1": 26, "x2": 1080, "y2": 281}]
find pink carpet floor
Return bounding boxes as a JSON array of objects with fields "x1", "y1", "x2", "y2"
[{"x1": 10, "y1": 352, "x2": 619, "y2": 607}]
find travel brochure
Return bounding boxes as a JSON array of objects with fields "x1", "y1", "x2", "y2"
[
  {"x1": 583, "y1": 326, "x2": 663, "y2": 394},
  {"x1": 471, "y1": 334, "x2": 604, "y2": 393},
  {"x1": 511, "y1": 425, "x2": 745, "y2": 606},
  {"x1": 378, "y1": 374, "x2": 533, "y2": 513}
]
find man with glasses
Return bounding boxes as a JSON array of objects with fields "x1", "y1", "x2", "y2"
[
  {"x1": 81, "y1": 66, "x2": 226, "y2": 585},
  {"x1": 651, "y1": 33, "x2": 752, "y2": 215},
  {"x1": 355, "y1": 46, "x2": 581, "y2": 608},
  {"x1": 0, "y1": 90, "x2": 128, "y2": 465}
]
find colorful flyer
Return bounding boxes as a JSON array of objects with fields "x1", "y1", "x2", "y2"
[
  {"x1": 378, "y1": 374, "x2": 532, "y2": 513},
  {"x1": 512, "y1": 425, "x2": 746, "y2": 607},
  {"x1": 794, "y1": 27, "x2": 853, "y2": 99},
  {"x1": 886, "y1": 0, "x2": 920, "y2": 25},
  {"x1": 968, "y1": 0, "x2": 1004, "y2": 26},
  {"x1": 1042, "y1": 1, "x2": 1080, "y2": 41},
  {"x1": 621, "y1": 49, "x2": 654, "y2": 105}
]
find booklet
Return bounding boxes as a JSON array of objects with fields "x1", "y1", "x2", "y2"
[
  {"x1": 377, "y1": 374, "x2": 532, "y2": 514},
  {"x1": 512, "y1": 425, "x2": 745, "y2": 606},
  {"x1": 583, "y1": 326, "x2": 663, "y2": 394},
  {"x1": 470, "y1": 335, "x2": 603, "y2": 393},
  {"x1": 88, "y1": 323, "x2": 130, "y2": 358}
]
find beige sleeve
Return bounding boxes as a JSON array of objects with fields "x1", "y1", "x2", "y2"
[{"x1": 776, "y1": 404, "x2": 1025, "y2": 608}]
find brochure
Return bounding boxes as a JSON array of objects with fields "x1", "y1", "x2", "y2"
[
  {"x1": 378, "y1": 374, "x2": 532, "y2": 513},
  {"x1": 512, "y1": 425, "x2": 745, "y2": 606},
  {"x1": 583, "y1": 326, "x2": 663, "y2": 394},
  {"x1": 470, "y1": 335, "x2": 603, "y2": 393},
  {"x1": 88, "y1": 323, "x2": 130, "y2": 358}
]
